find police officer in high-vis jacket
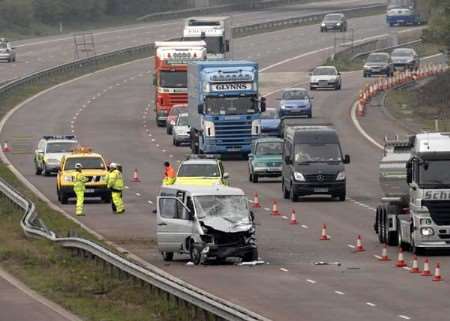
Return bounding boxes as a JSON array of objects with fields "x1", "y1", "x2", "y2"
[
  {"x1": 107, "y1": 162, "x2": 125, "y2": 214},
  {"x1": 74, "y1": 163, "x2": 88, "y2": 216}
]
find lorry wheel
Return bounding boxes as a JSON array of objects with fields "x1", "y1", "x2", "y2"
[
  {"x1": 190, "y1": 247, "x2": 202, "y2": 265},
  {"x1": 386, "y1": 206, "x2": 399, "y2": 246},
  {"x1": 379, "y1": 206, "x2": 386, "y2": 243},
  {"x1": 161, "y1": 252, "x2": 174, "y2": 261},
  {"x1": 398, "y1": 222, "x2": 409, "y2": 251},
  {"x1": 374, "y1": 207, "x2": 380, "y2": 234}
]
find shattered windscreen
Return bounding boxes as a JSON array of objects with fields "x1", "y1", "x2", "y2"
[{"x1": 194, "y1": 195, "x2": 250, "y2": 223}]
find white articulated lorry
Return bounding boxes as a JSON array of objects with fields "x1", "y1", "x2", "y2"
[{"x1": 376, "y1": 133, "x2": 450, "y2": 254}]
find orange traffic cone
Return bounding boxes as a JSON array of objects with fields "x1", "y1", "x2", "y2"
[
  {"x1": 421, "y1": 258, "x2": 432, "y2": 276},
  {"x1": 252, "y1": 193, "x2": 261, "y2": 208},
  {"x1": 410, "y1": 255, "x2": 420, "y2": 273},
  {"x1": 395, "y1": 248, "x2": 407, "y2": 267},
  {"x1": 378, "y1": 244, "x2": 390, "y2": 261},
  {"x1": 432, "y1": 263, "x2": 442, "y2": 282},
  {"x1": 271, "y1": 200, "x2": 280, "y2": 216},
  {"x1": 355, "y1": 235, "x2": 365, "y2": 252},
  {"x1": 289, "y1": 209, "x2": 298, "y2": 225},
  {"x1": 132, "y1": 168, "x2": 141, "y2": 182},
  {"x1": 2, "y1": 141, "x2": 11, "y2": 152},
  {"x1": 320, "y1": 224, "x2": 330, "y2": 240}
]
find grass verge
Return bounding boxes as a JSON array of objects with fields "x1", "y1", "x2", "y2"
[
  {"x1": 325, "y1": 41, "x2": 445, "y2": 72},
  {"x1": 0, "y1": 196, "x2": 195, "y2": 321},
  {"x1": 384, "y1": 70, "x2": 450, "y2": 131}
]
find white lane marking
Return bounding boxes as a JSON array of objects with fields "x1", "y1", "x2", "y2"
[
  {"x1": 281, "y1": 216, "x2": 288, "y2": 220},
  {"x1": 335, "y1": 290, "x2": 345, "y2": 295},
  {"x1": 374, "y1": 255, "x2": 382, "y2": 260},
  {"x1": 162, "y1": 149, "x2": 167, "y2": 153},
  {"x1": 306, "y1": 279, "x2": 316, "y2": 284},
  {"x1": 169, "y1": 154, "x2": 173, "y2": 158},
  {"x1": 351, "y1": 101, "x2": 383, "y2": 150},
  {"x1": 402, "y1": 266, "x2": 411, "y2": 271},
  {"x1": 398, "y1": 315, "x2": 411, "y2": 320},
  {"x1": 347, "y1": 244, "x2": 356, "y2": 249},
  {"x1": 156, "y1": 144, "x2": 160, "y2": 147},
  {"x1": 348, "y1": 197, "x2": 377, "y2": 212},
  {"x1": 148, "y1": 200, "x2": 153, "y2": 205},
  {"x1": 264, "y1": 207, "x2": 270, "y2": 211},
  {"x1": 301, "y1": 224, "x2": 309, "y2": 229},
  {"x1": 280, "y1": 268, "x2": 288, "y2": 272},
  {"x1": 136, "y1": 193, "x2": 141, "y2": 197},
  {"x1": 125, "y1": 186, "x2": 129, "y2": 189},
  {"x1": 366, "y1": 302, "x2": 376, "y2": 307}
]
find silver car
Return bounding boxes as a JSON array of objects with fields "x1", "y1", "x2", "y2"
[
  {"x1": 309, "y1": 66, "x2": 342, "y2": 90},
  {"x1": 391, "y1": 48, "x2": 419, "y2": 71},
  {"x1": 172, "y1": 113, "x2": 191, "y2": 146},
  {"x1": 0, "y1": 39, "x2": 16, "y2": 63}
]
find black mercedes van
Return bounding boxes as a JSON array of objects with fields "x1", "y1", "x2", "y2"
[{"x1": 281, "y1": 124, "x2": 350, "y2": 201}]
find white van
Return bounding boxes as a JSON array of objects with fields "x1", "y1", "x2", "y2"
[{"x1": 157, "y1": 185, "x2": 257, "y2": 264}]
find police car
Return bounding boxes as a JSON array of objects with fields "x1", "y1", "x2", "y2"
[
  {"x1": 175, "y1": 154, "x2": 229, "y2": 186},
  {"x1": 34, "y1": 135, "x2": 78, "y2": 176}
]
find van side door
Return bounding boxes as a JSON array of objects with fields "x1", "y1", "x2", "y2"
[{"x1": 157, "y1": 192, "x2": 194, "y2": 253}]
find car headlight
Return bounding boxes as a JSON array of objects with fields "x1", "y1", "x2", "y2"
[
  {"x1": 336, "y1": 171, "x2": 346, "y2": 181},
  {"x1": 63, "y1": 176, "x2": 74, "y2": 182},
  {"x1": 294, "y1": 172, "x2": 305, "y2": 181},
  {"x1": 321, "y1": 23, "x2": 326, "y2": 27},
  {"x1": 363, "y1": 65, "x2": 370, "y2": 69},
  {"x1": 419, "y1": 218, "x2": 432, "y2": 225},
  {"x1": 420, "y1": 227, "x2": 434, "y2": 236},
  {"x1": 336, "y1": 22, "x2": 341, "y2": 26},
  {"x1": 203, "y1": 120, "x2": 215, "y2": 137},
  {"x1": 251, "y1": 119, "x2": 261, "y2": 135}
]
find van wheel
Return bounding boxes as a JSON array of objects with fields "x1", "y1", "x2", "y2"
[
  {"x1": 252, "y1": 174, "x2": 259, "y2": 183},
  {"x1": 102, "y1": 194, "x2": 111, "y2": 203},
  {"x1": 35, "y1": 166, "x2": 42, "y2": 175},
  {"x1": 337, "y1": 193, "x2": 346, "y2": 201},
  {"x1": 282, "y1": 179, "x2": 289, "y2": 199},
  {"x1": 190, "y1": 247, "x2": 202, "y2": 265},
  {"x1": 161, "y1": 252, "x2": 174, "y2": 261},
  {"x1": 290, "y1": 184, "x2": 298, "y2": 202}
]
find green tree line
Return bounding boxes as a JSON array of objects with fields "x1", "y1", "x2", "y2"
[
  {"x1": 424, "y1": 0, "x2": 450, "y2": 45},
  {"x1": 0, "y1": 0, "x2": 189, "y2": 29}
]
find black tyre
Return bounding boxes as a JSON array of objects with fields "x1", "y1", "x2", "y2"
[
  {"x1": 290, "y1": 184, "x2": 298, "y2": 202},
  {"x1": 161, "y1": 252, "x2": 174, "y2": 261},
  {"x1": 42, "y1": 164, "x2": 49, "y2": 176},
  {"x1": 337, "y1": 193, "x2": 346, "y2": 201},
  {"x1": 242, "y1": 248, "x2": 258, "y2": 262},
  {"x1": 398, "y1": 222, "x2": 409, "y2": 251},
  {"x1": 35, "y1": 165, "x2": 42, "y2": 175},
  {"x1": 252, "y1": 173, "x2": 259, "y2": 183},
  {"x1": 190, "y1": 246, "x2": 202, "y2": 265},
  {"x1": 102, "y1": 194, "x2": 111, "y2": 203},
  {"x1": 307, "y1": 113, "x2": 312, "y2": 119},
  {"x1": 173, "y1": 138, "x2": 179, "y2": 146},
  {"x1": 59, "y1": 191, "x2": 68, "y2": 204},
  {"x1": 310, "y1": 86, "x2": 315, "y2": 91},
  {"x1": 363, "y1": 72, "x2": 367, "y2": 78},
  {"x1": 386, "y1": 205, "x2": 399, "y2": 246},
  {"x1": 379, "y1": 206, "x2": 386, "y2": 244},
  {"x1": 166, "y1": 126, "x2": 171, "y2": 135},
  {"x1": 282, "y1": 179, "x2": 289, "y2": 199}
]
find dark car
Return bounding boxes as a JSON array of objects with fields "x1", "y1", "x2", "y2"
[
  {"x1": 166, "y1": 104, "x2": 187, "y2": 135},
  {"x1": 390, "y1": 48, "x2": 419, "y2": 71},
  {"x1": 279, "y1": 88, "x2": 313, "y2": 119},
  {"x1": 363, "y1": 52, "x2": 394, "y2": 78},
  {"x1": 281, "y1": 123, "x2": 350, "y2": 202},
  {"x1": 320, "y1": 13, "x2": 347, "y2": 32},
  {"x1": 260, "y1": 108, "x2": 281, "y2": 136}
]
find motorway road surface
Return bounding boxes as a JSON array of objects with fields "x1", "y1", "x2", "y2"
[
  {"x1": 0, "y1": 0, "x2": 382, "y2": 82},
  {"x1": 0, "y1": 269, "x2": 79, "y2": 321},
  {"x1": 3, "y1": 12, "x2": 449, "y2": 321}
]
